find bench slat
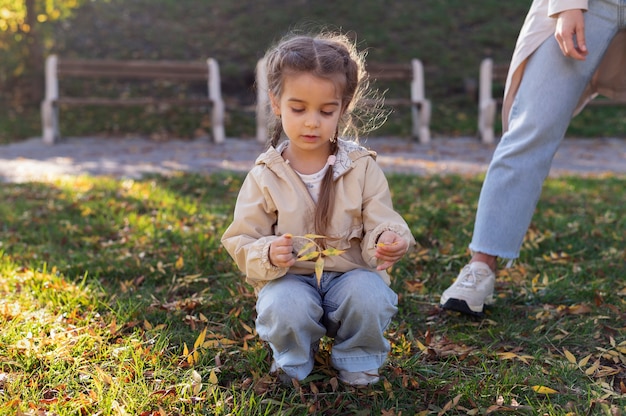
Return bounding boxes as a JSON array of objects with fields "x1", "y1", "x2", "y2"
[
  {"x1": 56, "y1": 97, "x2": 212, "y2": 106},
  {"x1": 367, "y1": 63, "x2": 414, "y2": 80},
  {"x1": 58, "y1": 59, "x2": 210, "y2": 80}
]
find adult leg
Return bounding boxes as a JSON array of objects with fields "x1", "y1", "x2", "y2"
[
  {"x1": 256, "y1": 274, "x2": 326, "y2": 380},
  {"x1": 442, "y1": 0, "x2": 620, "y2": 315},
  {"x1": 472, "y1": 1, "x2": 620, "y2": 260}
]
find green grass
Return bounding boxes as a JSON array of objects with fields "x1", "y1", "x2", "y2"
[{"x1": 0, "y1": 172, "x2": 624, "y2": 415}]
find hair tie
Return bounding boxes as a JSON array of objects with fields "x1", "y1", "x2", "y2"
[{"x1": 327, "y1": 155, "x2": 336, "y2": 166}]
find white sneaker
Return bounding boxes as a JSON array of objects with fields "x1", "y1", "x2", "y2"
[
  {"x1": 338, "y1": 369, "x2": 380, "y2": 386},
  {"x1": 440, "y1": 261, "x2": 495, "y2": 316}
]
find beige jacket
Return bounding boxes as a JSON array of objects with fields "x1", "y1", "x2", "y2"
[
  {"x1": 221, "y1": 139, "x2": 415, "y2": 292},
  {"x1": 502, "y1": 0, "x2": 626, "y2": 131}
]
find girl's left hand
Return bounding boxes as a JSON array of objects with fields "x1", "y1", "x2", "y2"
[{"x1": 375, "y1": 231, "x2": 409, "y2": 270}]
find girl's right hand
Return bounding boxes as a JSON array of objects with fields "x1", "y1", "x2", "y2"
[{"x1": 269, "y1": 233, "x2": 296, "y2": 268}]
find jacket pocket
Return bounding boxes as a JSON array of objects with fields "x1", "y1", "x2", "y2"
[{"x1": 325, "y1": 223, "x2": 364, "y2": 251}]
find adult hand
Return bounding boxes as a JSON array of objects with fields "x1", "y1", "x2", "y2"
[
  {"x1": 555, "y1": 9, "x2": 588, "y2": 60},
  {"x1": 375, "y1": 231, "x2": 409, "y2": 271},
  {"x1": 269, "y1": 234, "x2": 296, "y2": 268}
]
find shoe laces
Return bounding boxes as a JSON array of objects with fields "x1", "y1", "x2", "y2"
[{"x1": 458, "y1": 264, "x2": 491, "y2": 288}]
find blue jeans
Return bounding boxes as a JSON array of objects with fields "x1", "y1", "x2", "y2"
[
  {"x1": 255, "y1": 269, "x2": 398, "y2": 380},
  {"x1": 471, "y1": 0, "x2": 625, "y2": 259}
]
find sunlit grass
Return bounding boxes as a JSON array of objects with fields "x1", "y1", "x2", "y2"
[{"x1": 0, "y1": 172, "x2": 624, "y2": 415}]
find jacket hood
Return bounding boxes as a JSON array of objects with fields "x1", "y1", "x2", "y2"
[{"x1": 255, "y1": 138, "x2": 377, "y2": 179}]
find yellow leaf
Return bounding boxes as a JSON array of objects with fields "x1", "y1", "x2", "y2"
[
  {"x1": 321, "y1": 247, "x2": 345, "y2": 257},
  {"x1": 578, "y1": 354, "x2": 592, "y2": 367},
  {"x1": 194, "y1": 327, "x2": 207, "y2": 349},
  {"x1": 377, "y1": 241, "x2": 399, "y2": 247},
  {"x1": 497, "y1": 352, "x2": 519, "y2": 360},
  {"x1": 315, "y1": 257, "x2": 324, "y2": 287},
  {"x1": 383, "y1": 378, "x2": 394, "y2": 399},
  {"x1": 144, "y1": 320, "x2": 153, "y2": 330},
  {"x1": 175, "y1": 255, "x2": 184, "y2": 270},
  {"x1": 297, "y1": 241, "x2": 317, "y2": 256},
  {"x1": 585, "y1": 359, "x2": 600, "y2": 376},
  {"x1": 209, "y1": 369, "x2": 218, "y2": 385},
  {"x1": 497, "y1": 352, "x2": 534, "y2": 363},
  {"x1": 303, "y1": 233, "x2": 326, "y2": 240},
  {"x1": 297, "y1": 251, "x2": 320, "y2": 261},
  {"x1": 183, "y1": 343, "x2": 194, "y2": 366},
  {"x1": 532, "y1": 385, "x2": 558, "y2": 395},
  {"x1": 241, "y1": 322, "x2": 255, "y2": 335},
  {"x1": 563, "y1": 348, "x2": 577, "y2": 364},
  {"x1": 202, "y1": 338, "x2": 238, "y2": 348}
]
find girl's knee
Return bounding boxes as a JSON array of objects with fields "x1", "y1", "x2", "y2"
[{"x1": 338, "y1": 271, "x2": 398, "y2": 310}]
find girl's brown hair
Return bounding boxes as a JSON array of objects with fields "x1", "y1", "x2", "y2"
[{"x1": 262, "y1": 31, "x2": 378, "y2": 239}]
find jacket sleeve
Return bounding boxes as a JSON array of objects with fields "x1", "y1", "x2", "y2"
[
  {"x1": 548, "y1": 0, "x2": 588, "y2": 17},
  {"x1": 220, "y1": 171, "x2": 288, "y2": 283},
  {"x1": 359, "y1": 159, "x2": 416, "y2": 267}
]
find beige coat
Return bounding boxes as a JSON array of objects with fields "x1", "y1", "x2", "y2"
[
  {"x1": 221, "y1": 139, "x2": 415, "y2": 292},
  {"x1": 502, "y1": 0, "x2": 626, "y2": 131}
]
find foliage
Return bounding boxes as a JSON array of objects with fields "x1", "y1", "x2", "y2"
[
  {"x1": 0, "y1": 0, "x2": 87, "y2": 84},
  {"x1": 0, "y1": 172, "x2": 624, "y2": 415}
]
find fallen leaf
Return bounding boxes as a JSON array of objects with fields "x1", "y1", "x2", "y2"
[
  {"x1": 563, "y1": 348, "x2": 577, "y2": 364},
  {"x1": 532, "y1": 385, "x2": 558, "y2": 395}
]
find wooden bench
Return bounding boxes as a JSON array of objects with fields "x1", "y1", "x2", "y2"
[
  {"x1": 255, "y1": 58, "x2": 431, "y2": 144},
  {"x1": 41, "y1": 55, "x2": 226, "y2": 144},
  {"x1": 478, "y1": 57, "x2": 626, "y2": 143}
]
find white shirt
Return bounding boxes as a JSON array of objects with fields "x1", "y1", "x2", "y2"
[{"x1": 296, "y1": 164, "x2": 329, "y2": 203}]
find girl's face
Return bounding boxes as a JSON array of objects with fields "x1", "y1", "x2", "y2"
[{"x1": 271, "y1": 72, "x2": 344, "y2": 156}]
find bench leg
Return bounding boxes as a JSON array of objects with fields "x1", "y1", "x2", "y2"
[
  {"x1": 211, "y1": 100, "x2": 225, "y2": 144},
  {"x1": 256, "y1": 99, "x2": 269, "y2": 144},
  {"x1": 478, "y1": 100, "x2": 496, "y2": 144},
  {"x1": 411, "y1": 100, "x2": 431, "y2": 144},
  {"x1": 41, "y1": 100, "x2": 59, "y2": 145}
]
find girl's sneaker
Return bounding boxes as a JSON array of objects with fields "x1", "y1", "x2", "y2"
[
  {"x1": 440, "y1": 261, "x2": 495, "y2": 316},
  {"x1": 338, "y1": 369, "x2": 380, "y2": 386}
]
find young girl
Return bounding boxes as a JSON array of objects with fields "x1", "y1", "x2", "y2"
[{"x1": 221, "y1": 31, "x2": 415, "y2": 386}]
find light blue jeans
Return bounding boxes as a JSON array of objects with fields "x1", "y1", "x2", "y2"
[
  {"x1": 471, "y1": 0, "x2": 625, "y2": 259},
  {"x1": 255, "y1": 269, "x2": 398, "y2": 380}
]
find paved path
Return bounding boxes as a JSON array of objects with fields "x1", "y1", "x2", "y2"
[{"x1": 1, "y1": 136, "x2": 625, "y2": 183}]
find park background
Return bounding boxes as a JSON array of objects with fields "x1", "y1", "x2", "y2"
[
  {"x1": 0, "y1": 1, "x2": 625, "y2": 415},
  {"x1": 1, "y1": 0, "x2": 625, "y2": 143}
]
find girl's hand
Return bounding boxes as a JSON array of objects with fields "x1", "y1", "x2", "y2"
[
  {"x1": 269, "y1": 233, "x2": 296, "y2": 268},
  {"x1": 375, "y1": 231, "x2": 409, "y2": 271}
]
